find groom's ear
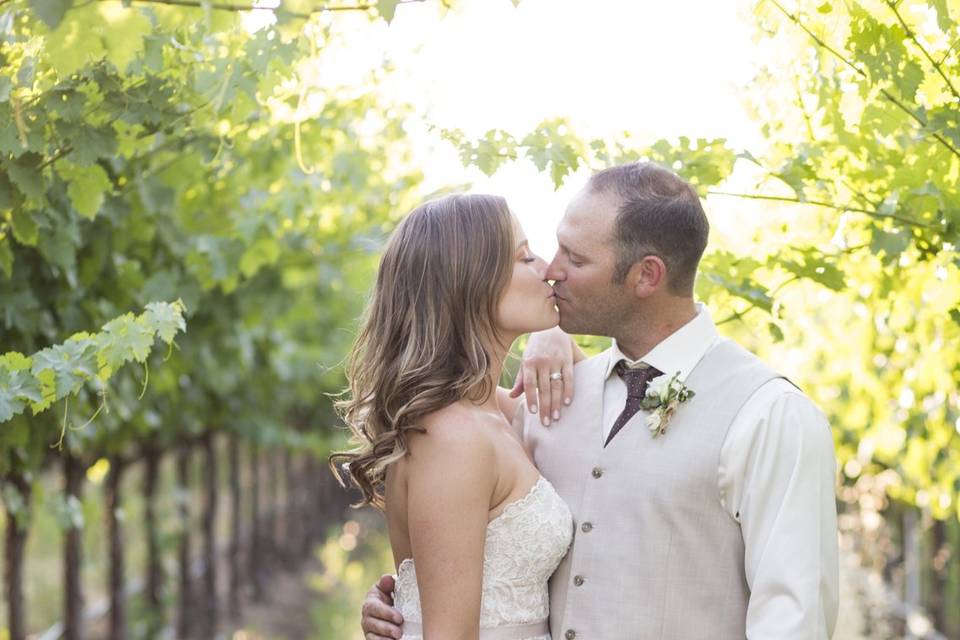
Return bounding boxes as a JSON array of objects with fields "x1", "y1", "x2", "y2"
[{"x1": 629, "y1": 255, "x2": 667, "y2": 298}]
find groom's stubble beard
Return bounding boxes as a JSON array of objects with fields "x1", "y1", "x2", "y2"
[{"x1": 556, "y1": 283, "x2": 636, "y2": 339}]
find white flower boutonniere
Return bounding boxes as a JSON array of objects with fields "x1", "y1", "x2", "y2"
[{"x1": 639, "y1": 371, "x2": 695, "y2": 438}]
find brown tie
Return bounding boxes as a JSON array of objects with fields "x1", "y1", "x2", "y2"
[{"x1": 604, "y1": 359, "x2": 663, "y2": 447}]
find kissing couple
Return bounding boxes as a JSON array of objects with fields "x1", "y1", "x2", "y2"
[{"x1": 332, "y1": 162, "x2": 840, "y2": 639}]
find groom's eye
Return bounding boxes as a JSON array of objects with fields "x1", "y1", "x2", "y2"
[{"x1": 564, "y1": 248, "x2": 585, "y2": 267}]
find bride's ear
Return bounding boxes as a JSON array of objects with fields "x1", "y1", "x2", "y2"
[{"x1": 629, "y1": 255, "x2": 667, "y2": 298}]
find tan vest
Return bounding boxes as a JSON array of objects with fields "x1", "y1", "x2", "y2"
[{"x1": 519, "y1": 339, "x2": 783, "y2": 640}]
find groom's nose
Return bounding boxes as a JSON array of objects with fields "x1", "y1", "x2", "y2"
[{"x1": 545, "y1": 257, "x2": 564, "y2": 282}]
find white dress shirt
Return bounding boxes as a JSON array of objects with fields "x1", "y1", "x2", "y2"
[{"x1": 602, "y1": 303, "x2": 839, "y2": 639}]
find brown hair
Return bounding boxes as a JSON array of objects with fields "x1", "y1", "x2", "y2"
[
  {"x1": 589, "y1": 162, "x2": 709, "y2": 295},
  {"x1": 329, "y1": 193, "x2": 515, "y2": 508}
]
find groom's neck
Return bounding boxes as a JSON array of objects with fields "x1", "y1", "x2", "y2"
[{"x1": 615, "y1": 297, "x2": 697, "y2": 361}]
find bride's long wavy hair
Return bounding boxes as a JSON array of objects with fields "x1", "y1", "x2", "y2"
[{"x1": 329, "y1": 193, "x2": 516, "y2": 508}]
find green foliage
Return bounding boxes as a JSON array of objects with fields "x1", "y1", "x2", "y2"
[
  {"x1": 440, "y1": 118, "x2": 593, "y2": 188},
  {"x1": 0, "y1": 0, "x2": 421, "y2": 479},
  {"x1": 0, "y1": 300, "x2": 185, "y2": 423},
  {"x1": 746, "y1": 0, "x2": 960, "y2": 520}
]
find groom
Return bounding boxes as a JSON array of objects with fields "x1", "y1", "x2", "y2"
[{"x1": 361, "y1": 162, "x2": 839, "y2": 639}]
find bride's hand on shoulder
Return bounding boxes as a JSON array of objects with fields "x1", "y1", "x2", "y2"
[{"x1": 509, "y1": 326, "x2": 584, "y2": 426}]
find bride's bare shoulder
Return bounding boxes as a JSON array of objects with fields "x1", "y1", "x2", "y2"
[{"x1": 406, "y1": 404, "x2": 499, "y2": 467}]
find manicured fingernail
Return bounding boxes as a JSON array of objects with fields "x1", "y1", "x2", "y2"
[
  {"x1": 564, "y1": 397, "x2": 571, "y2": 405},
  {"x1": 530, "y1": 405, "x2": 537, "y2": 413},
  {"x1": 552, "y1": 410, "x2": 560, "y2": 420},
  {"x1": 542, "y1": 416, "x2": 550, "y2": 426}
]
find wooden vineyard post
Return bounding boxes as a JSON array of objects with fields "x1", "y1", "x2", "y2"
[
  {"x1": 283, "y1": 447, "x2": 299, "y2": 567},
  {"x1": 64, "y1": 452, "x2": 85, "y2": 640},
  {"x1": 248, "y1": 440, "x2": 265, "y2": 602},
  {"x1": 176, "y1": 445, "x2": 192, "y2": 639},
  {"x1": 105, "y1": 457, "x2": 127, "y2": 640},
  {"x1": 263, "y1": 446, "x2": 274, "y2": 569},
  {"x1": 298, "y1": 452, "x2": 314, "y2": 558},
  {"x1": 265, "y1": 446, "x2": 279, "y2": 568},
  {"x1": 228, "y1": 433, "x2": 243, "y2": 619},
  {"x1": 201, "y1": 431, "x2": 219, "y2": 637},
  {"x1": 930, "y1": 519, "x2": 947, "y2": 634},
  {"x1": 309, "y1": 455, "x2": 324, "y2": 543},
  {"x1": 142, "y1": 443, "x2": 164, "y2": 637},
  {"x1": 3, "y1": 472, "x2": 31, "y2": 640}
]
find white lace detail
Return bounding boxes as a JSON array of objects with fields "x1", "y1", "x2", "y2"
[{"x1": 394, "y1": 475, "x2": 573, "y2": 640}]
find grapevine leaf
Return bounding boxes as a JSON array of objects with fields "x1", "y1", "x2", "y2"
[
  {"x1": 30, "y1": 0, "x2": 72, "y2": 30},
  {"x1": 949, "y1": 308, "x2": 960, "y2": 328},
  {"x1": 0, "y1": 354, "x2": 42, "y2": 423},
  {"x1": 43, "y1": 8, "x2": 107, "y2": 79},
  {"x1": 59, "y1": 163, "x2": 111, "y2": 219},
  {"x1": 0, "y1": 172, "x2": 19, "y2": 210},
  {"x1": 927, "y1": 105, "x2": 960, "y2": 149},
  {"x1": 0, "y1": 236, "x2": 12, "y2": 278},
  {"x1": 46, "y1": 89, "x2": 87, "y2": 122},
  {"x1": 100, "y1": 5, "x2": 151, "y2": 73},
  {"x1": 6, "y1": 154, "x2": 46, "y2": 200},
  {"x1": 704, "y1": 273, "x2": 773, "y2": 312},
  {"x1": 929, "y1": 0, "x2": 951, "y2": 32},
  {"x1": 31, "y1": 369, "x2": 57, "y2": 414},
  {"x1": 0, "y1": 372, "x2": 29, "y2": 422},
  {"x1": 0, "y1": 353, "x2": 32, "y2": 372},
  {"x1": 376, "y1": 0, "x2": 400, "y2": 23},
  {"x1": 774, "y1": 249, "x2": 846, "y2": 291},
  {"x1": 0, "y1": 105, "x2": 22, "y2": 156},
  {"x1": 521, "y1": 119, "x2": 586, "y2": 188},
  {"x1": 10, "y1": 209, "x2": 39, "y2": 246},
  {"x1": 97, "y1": 313, "x2": 155, "y2": 373},
  {"x1": 60, "y1": 124, "x2": 117, "y2": 166},
  {"x1": 144, "y1": 301, "x2": 187, "y2": 344},
  {"x1": 30, "y1": 337, "x2": 98, "y2": 401},
  {"x1": 768, "y1": 322, "x2": 785, "y2": 342}
]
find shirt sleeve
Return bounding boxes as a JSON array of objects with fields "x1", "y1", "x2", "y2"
[{"x1": 718, "y1": 378, "x2": 839, "y2": 639}]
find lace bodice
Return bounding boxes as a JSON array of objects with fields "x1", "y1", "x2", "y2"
[{"x1": 394, "y1": 475, "x2": 573, "y2": 640}]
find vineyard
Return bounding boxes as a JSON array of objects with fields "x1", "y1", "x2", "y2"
[{"x1": 1, "y1": 0, "x2": 959, "y2": 638}]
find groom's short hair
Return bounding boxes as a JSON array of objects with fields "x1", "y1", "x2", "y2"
[{"x1": 588, "y1": 162, "x2": 709, "y2": 296}]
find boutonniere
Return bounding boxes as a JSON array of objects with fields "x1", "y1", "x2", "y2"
[{"x1": 639, "y1": 371, "x2": 695, "y2": 438}]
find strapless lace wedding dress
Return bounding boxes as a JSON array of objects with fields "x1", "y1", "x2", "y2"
[{"x1": 394, "y1": 475, "x2": 573, "y2": 640}]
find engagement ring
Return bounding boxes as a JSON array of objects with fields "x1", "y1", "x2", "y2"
[{"x1": 549, "y1": 372, "x2": 563, "y2": 381}]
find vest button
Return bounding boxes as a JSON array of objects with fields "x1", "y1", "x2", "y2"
[
  {"x1": 580, "y1": 522, "x2": 593, "y2": 533},
  {"x1": 565, "y1": 630, "x2": 577, "y2": 639},
  {"x1": 591, "y1": 467, "x2": 603, "y2": 478},
  {"x1": 573, "y1": 574, "x2": 585, "y2": 586}
]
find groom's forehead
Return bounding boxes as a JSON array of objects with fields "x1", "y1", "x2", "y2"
[
  {"x1": 563, "y1": 189, "x2": 619, "y2": 231},
  {"x1": 558, "y1": 210, "x2": 616, "y2": 256}
]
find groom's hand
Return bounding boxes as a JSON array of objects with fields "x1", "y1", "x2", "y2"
[
  {"x1": 510, "y1": 326, "x2": 578, "y2": 426},
  {"x1": 361, "y1": 573, "x2": 404, "y2": 639}
]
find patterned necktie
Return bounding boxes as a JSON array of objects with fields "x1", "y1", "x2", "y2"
[{"x1": 604, "y1": 359, "x2": 663, "y2": 447}]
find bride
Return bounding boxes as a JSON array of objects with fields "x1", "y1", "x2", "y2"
[{"x1": 331, "y1": 193, "x2": 573, "y2": 639}]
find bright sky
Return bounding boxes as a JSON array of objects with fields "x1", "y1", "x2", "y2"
[{"x1": 257, "y1": 0, "x2": 768, "y2": 259}]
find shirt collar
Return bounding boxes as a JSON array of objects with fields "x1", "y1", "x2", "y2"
[{"x1": 603, "y1": 302, "x2": 719, "y2": 382}]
